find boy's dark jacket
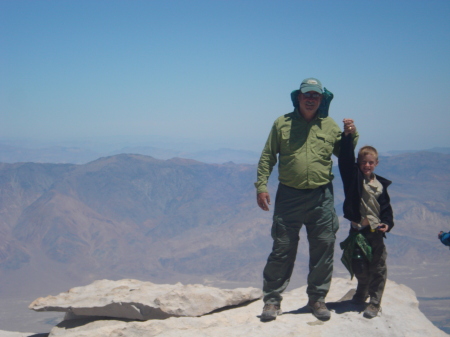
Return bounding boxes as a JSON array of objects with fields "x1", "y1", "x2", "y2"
[{"x1": 338, "y1": 133, "x2": 394, "y2": 231}]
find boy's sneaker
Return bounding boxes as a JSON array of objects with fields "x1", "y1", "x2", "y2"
[
  {"x1": 260, "y1": 304, "x2": 281, "y2": 322},
  {"x1": 363, "y1": 303, "x2": 381, "y2": 319},
  {"x1": 307, "y1": 300, "x2": 331, "y2": 321}
]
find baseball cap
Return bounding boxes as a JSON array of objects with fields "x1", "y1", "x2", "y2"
[{"x1": 300, "y1": 78, "x2": 323, "y2": 94}]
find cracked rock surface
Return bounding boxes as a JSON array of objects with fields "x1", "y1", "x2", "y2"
[{"x1": 29, "y1": 279, "x2": 262, "y2": 320}]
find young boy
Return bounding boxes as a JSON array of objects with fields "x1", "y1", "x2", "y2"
[{"x1": 338, "y1": 119, "x2": 394, "y2": 319}]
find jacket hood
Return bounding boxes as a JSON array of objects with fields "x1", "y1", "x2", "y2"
[{"x1": 291, "y1": 87, "x2": 334, "y2": 118}]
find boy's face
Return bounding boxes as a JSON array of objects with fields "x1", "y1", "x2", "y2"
[{"x1": 358, "y1": 153, "x2": 378, "y2": 178}]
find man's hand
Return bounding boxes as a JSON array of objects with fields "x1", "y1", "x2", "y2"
[
  {"x1": 343, "y1": 118, "x2": 356, "y2": 136},
  {"x1": 257, "y1": 192, "x2": 271, "y2": 211},
  {"x1": 378, "y1": 223, "x2": 389, "y2": 233}
]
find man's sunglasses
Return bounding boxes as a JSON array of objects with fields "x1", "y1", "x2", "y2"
[{"x1": 302, "y1": 93, "x2": 322, "y2": 99}]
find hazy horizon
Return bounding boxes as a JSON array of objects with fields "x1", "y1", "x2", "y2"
[{"x1": 0, "y1": 135, "x2": 449, "y2": 172}]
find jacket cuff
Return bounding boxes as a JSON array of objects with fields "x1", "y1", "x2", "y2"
[{"x1": 254, "y1": 182, "x2": 268, "y2": 194}]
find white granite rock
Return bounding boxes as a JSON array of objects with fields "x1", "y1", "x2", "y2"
[
  {"x1": 0, "y1": 331, "x2": 38, "y2": 337},
  {"x1": 29, "y1": 279, "x2": 262, "y2": 320},
  {"x1": 44, "y1": 278, "x2": 448, "y2": 337}
]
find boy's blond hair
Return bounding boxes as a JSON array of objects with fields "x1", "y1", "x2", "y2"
[{"x1": 357, "y1": 145, "x2": 378, "y2": 162}]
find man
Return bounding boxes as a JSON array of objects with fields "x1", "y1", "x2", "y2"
[{"x1": 255, "y1": 78, "x2": 358, "y2": 321}]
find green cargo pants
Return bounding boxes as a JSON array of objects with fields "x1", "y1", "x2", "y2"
[{"x1": 263, "y1": 182, "x2": 339, "y2": 304}]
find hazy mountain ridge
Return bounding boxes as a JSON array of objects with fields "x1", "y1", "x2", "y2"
[
  {"x1": 0, "y1": 154, "x2": 273, "y2": 281},
  {"x1": 0, "y1": 142, "x2": 262, "y2": 165},
  {"x1": 1, "y1": 152, "x2": 449, "y2": 275},
  {"x1": 1, "y1": 151, "x2": 450, "y2": 332},
  {"x1": 0, "y1": 143, "x2": 101, "y2": 165},
  {"x1": 1, "y1": 141, "x2": 448, "y2": 165}
]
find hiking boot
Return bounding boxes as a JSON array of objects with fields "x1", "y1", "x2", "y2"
[
  {"x1": 363, "y1": 303, "x2": 381, "y2": 319},
  {"x1": 307, "y1": 300, "x2": 331, "y2": 321},
  {"x1": 260, "y1": 303, "x2": 281, "y2": 322}
]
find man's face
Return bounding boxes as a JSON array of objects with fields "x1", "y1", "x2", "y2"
[
  {"x1": 358, "y1": 153, "x2": 379, "y2": 178},
  {"x1": 298, "y1": 91, "x2": 322, "y2": 121}
]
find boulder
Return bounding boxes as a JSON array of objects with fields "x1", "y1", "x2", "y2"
[
  {"x1": 29, "y1": 279, "x2": 262, "y2": 320},
  {"x1": 0, "y1": 331, "x2": 40, "y2": 337},
  {"x1": 42, "y1": 278, "x2": 448, "y2": 337}
]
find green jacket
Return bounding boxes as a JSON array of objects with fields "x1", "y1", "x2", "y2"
[
  {"x1": 340, "y1": 232, "x2": 373, "y2": 279},
  {"x1": 255, "y1": 109, "x2": 358, "y2": 193}
]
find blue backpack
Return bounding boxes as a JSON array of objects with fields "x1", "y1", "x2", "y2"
[{"x1": 440, "y1": 232, "x2": 450, "y2": 247}]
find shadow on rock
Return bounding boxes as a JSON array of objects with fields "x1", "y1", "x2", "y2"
[
  {"x1": 327, "y1": 300, "x2": 364, "y2": 314},
  {"x1": 272, "y1": 287, "x2": 366, "y2": 317},
  {"x1": 55, "y1": 316, "x2": 133, "y2": 330},
  {"x1": 327, "y1": 287, "x2": 365, "y2": 314}
]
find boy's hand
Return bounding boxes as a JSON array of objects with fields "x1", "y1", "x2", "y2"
[
  {"x1": 378, "y1": 223, "x2": 389, "y2": 232},
  {"x1": 343, "y1": 118, "x2": 356, "y2": 136}
]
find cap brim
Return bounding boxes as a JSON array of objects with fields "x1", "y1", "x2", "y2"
[{"x1": 300, "y1": 86, "x2": 323, "y2": 94}]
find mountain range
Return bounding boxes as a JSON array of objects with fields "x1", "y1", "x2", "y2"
[
  {"x1": 0, "y1": 142, "x2": 262, "y2": 165},
  {"x1": 0, "y1": 150, "x2": 449, "y2": 332},
  {"x1": 1, "y1": 141, "x2": 449, "y2": 165}
]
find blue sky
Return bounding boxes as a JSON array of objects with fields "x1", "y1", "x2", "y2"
[{"x1": 1, "y1": 0, "x2": 450, "y2": 153}]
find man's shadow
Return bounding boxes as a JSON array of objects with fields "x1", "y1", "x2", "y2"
[{"x1": 282, "y1": 288, "x2": 365, "y2": 317}]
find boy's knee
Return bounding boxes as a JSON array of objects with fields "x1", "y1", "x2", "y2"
[{"x1": 352, "y1": 259, "x2": 369, "y2": 278}]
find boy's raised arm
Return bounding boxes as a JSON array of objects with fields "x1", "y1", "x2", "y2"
[{"x1": 338, "y1": 119, "x2": 357, "y2": 194}]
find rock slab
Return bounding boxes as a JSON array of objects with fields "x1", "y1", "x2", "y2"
[
  {"x1": 42, "y1": 278, "x2": 449, "y2": 337},
  {"x1": 29, "y1": 279, "x2": 262, "y2": 320}
]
